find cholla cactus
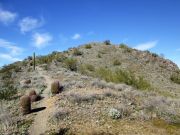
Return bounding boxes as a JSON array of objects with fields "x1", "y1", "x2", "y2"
[
  {"x1": 20, "y1": 95, "x2": 31, "y2": 115},
  {"x1": 108, "y1": 108, "x2": 121, "y2": 119},
  {"x1": 51, "y1": 81, "x2": 60, "y2": 94}
]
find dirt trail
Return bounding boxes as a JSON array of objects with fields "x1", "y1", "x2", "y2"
[{"x1": 29, "y1": 68, "x2": 56, "y2": 135}]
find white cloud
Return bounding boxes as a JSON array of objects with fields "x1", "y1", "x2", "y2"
[
  {"x1": 0, "y1": 39, "x2": 23, "y2": 55},
  {"x1": 0, "y1": 8, "x2": 17, "y2": 25},
  {"x1": 0, "y1": 53, "x2": 21, "y2": 62},
  {"x1": 0, "y1": 39, "x2": 23, "y2": 63},
  {"x1": 19, "y1": 17, "x2": 44, "y2": 33},
  {"x1": 134, "y1": 40, "x2": 158, "y2": 51},
  {"x1": 72, "y1": 33, "x2": 81, "y2": 40},
  {"x1": 32, "y1": 32, "x2": 53, "y2": 49}
]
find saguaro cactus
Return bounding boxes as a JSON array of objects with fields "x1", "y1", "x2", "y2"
[{"x1": 33, "y1": 52, "x2": 36, "y2": 70}]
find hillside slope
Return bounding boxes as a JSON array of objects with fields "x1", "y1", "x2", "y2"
[{"x1": 0, "y1": 42, "x2": 180, "y2": 135}]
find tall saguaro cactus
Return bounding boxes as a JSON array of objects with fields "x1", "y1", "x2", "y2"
[{"x1": 33, "y1": 52, "x2": 36, "y2": 70}]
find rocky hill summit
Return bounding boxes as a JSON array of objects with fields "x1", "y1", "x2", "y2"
[{"x1": 0, "y1": 41, "x2": 180, "y2": 135}]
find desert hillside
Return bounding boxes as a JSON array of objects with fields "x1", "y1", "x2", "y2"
[{"x1": 0, "y1": 42, "x2": 180, "y2": 135}]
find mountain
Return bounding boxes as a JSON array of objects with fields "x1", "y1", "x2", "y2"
[{"x1": 0, "y1": 42, "x2": 180, "y2": 135}]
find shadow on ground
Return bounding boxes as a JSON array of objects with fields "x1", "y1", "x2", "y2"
[{"x1": 31, "y1": 107, "x2": 46, "y2": 113}]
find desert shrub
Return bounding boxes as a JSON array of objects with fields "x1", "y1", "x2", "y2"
[
  {"x1": 119, "y1": 44, "x2": 132, "y2": 53},
  {"x1": 135, "y1": 77, "x2": 151, "y2": 90},
  {"x1": 0, "y1": 83, "x2": 17, "y2": 100},
  {"x1": 36, "y1": 52, "x2": 61, "y2": 65},
  {"x1": 64, "y1": 58, "x2": 77, "y2": 71},
  {"x1": 20, "y1": 95, "x2": 31, "y2": 115},
  {"x1": 56, "y1": 54, "x2": 67, "y2": 62},
  {"x1": 113, "y1": 59, "x2": 121, "y2": 66},
  {"x1": 104, "y1": 40, "x2": 111, "y2": 45},
  {"x1": 0, "y1": 64, "x2": 18, "y2": 74},
  {"x1": 85, "y1": 44, "x2": 92, "y2": 49},
  {"x1": 67, "y1": 93, "x2": 103, "y2": 104},
  {"x1": 103, "y1": 90, "x2": 116, "y2": 97},
  {"x1": 95, "y1": 68, "x2": 151, "y2": 90},
  {"x1": 24, "y1": 79, "x2": 31, "y2": 84},
  {"x1": 73, "y1": 48, "x2": 83, "y2": 56},
  {"x1": 79, "y1": 64, "x2": 95, "y2": 74},
  {"x1": 85, "y1": 64, "x2": 95, "y2": 71},
  {"x1": 50, "y1": 108, "x2": 69, "y2": 124},
  {"x1": 170, "y1": 73, "x2": 180, "y2": 84},
  {"x1": 51, "y1": 81, "x2": 60, "y2": 94},
  {"x1": 108, "y1": 108, "x2": 121, "y2": 119},
  {"x1": 91, "y1": 79, "x2": 107, "y2": 89},
  {"x1": 152, "y1": 53, "x2": 159, "y2": 58},
  {"x1": 97, "y1": 53, "x2": 102, "y2": 58},
  {"x1": 119, "y1": 43, "x2": 128, "y2": 48},
  {"x1": 142, "y1": 96, "x2": 180, "y2": 124}
]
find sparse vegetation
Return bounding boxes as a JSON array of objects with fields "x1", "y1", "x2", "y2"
[
  {"x1": 85, "y1": 44, "x2": 92, "y2": 49},
  {"x1": 108, "y1": 108, "x2": 121, "y2": 119},
  {"x1": 119, "y1": 43, "x2": 132, "y2": 53},
  {"x1": 50, "y1": 108, "x2": 69, "y2": 124},
  {"x1": 170, "y1": 73, "x2": 180, "y2": 84},
  {"x1": 73, "y1": 48, "x2": 83, "y2": 56},
  {"x1": 0, "y1": 81, "x2": 17, "y2": 100},
  {"x1": 64, "y1": 58, "x2": 78, "y2": 71},
  {"x1": 95, "y1": 68, "x2": 151, "y2": 90},
  {"x1": 152, "y1": 53, "x2": 159, "y2": 58},
  {"x1": 119, "y1": 43, "x2": 128, "y2": 48},
  {"x1": 104, "y1": 40, "x2": 111, "y2": 45},
  {"x1": 113, "y1": 59, "x2": 121, "y2": 66},
  {"x1": 97, "y1": 53, "x2": 102, "y2": 58}
]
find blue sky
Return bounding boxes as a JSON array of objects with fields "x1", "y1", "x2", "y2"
[{"x1": 0, "y1": 0, "x2": 180, "y2": 67}]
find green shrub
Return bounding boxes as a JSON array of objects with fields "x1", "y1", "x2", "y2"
[
  {"x1": 152, "y1": 53, "x2": 159, "y2": 58},
  {"x1": 97, "y1": 53, "x2": 102, "y2": 58},
  {"x1": 0, "y1": 86, "x2": 17, "y2": 100},
  {"x1": 73, "y1": 48, "x2": 83, "y2": 56},
  {"x1": 20, "y1": 95, "x2": 31, "y2": 115},
  {"x1": 95, "y1": 68, "x2": 151, "y2": 90},
  {"x1": 56, "y1": 54, "x2": 67, "y2": 62},
  {"x1": 36, "y1": 52, "x2": 62, "y2": 65},
  {"x1": 170, "y1": 73, "x2": 180, "y2": 84},
  {"x1": 78, "y1": 64, "x2": 95, "y2": 75},
  {"x1": 85, "y1": 44, "x2": 92, "y2": 49},
  {"x1": 119, "y1": 43, "x2": 132, "y2": 53},
  {"x1": 104, "y1": 40, "x2": 111, "y2": 45},
  {"x1": 85, "y1": 64, "x2": 95, "y2": 71},
  {"x1": 113, "y1": 59, "x2": 121, "y2": 66},
  {"x1": 119, "y1": 43, "x2": 128, "y2": 48},
  {"x1": 64, "y1": 58, "x2": 77, "y2": 71}
]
